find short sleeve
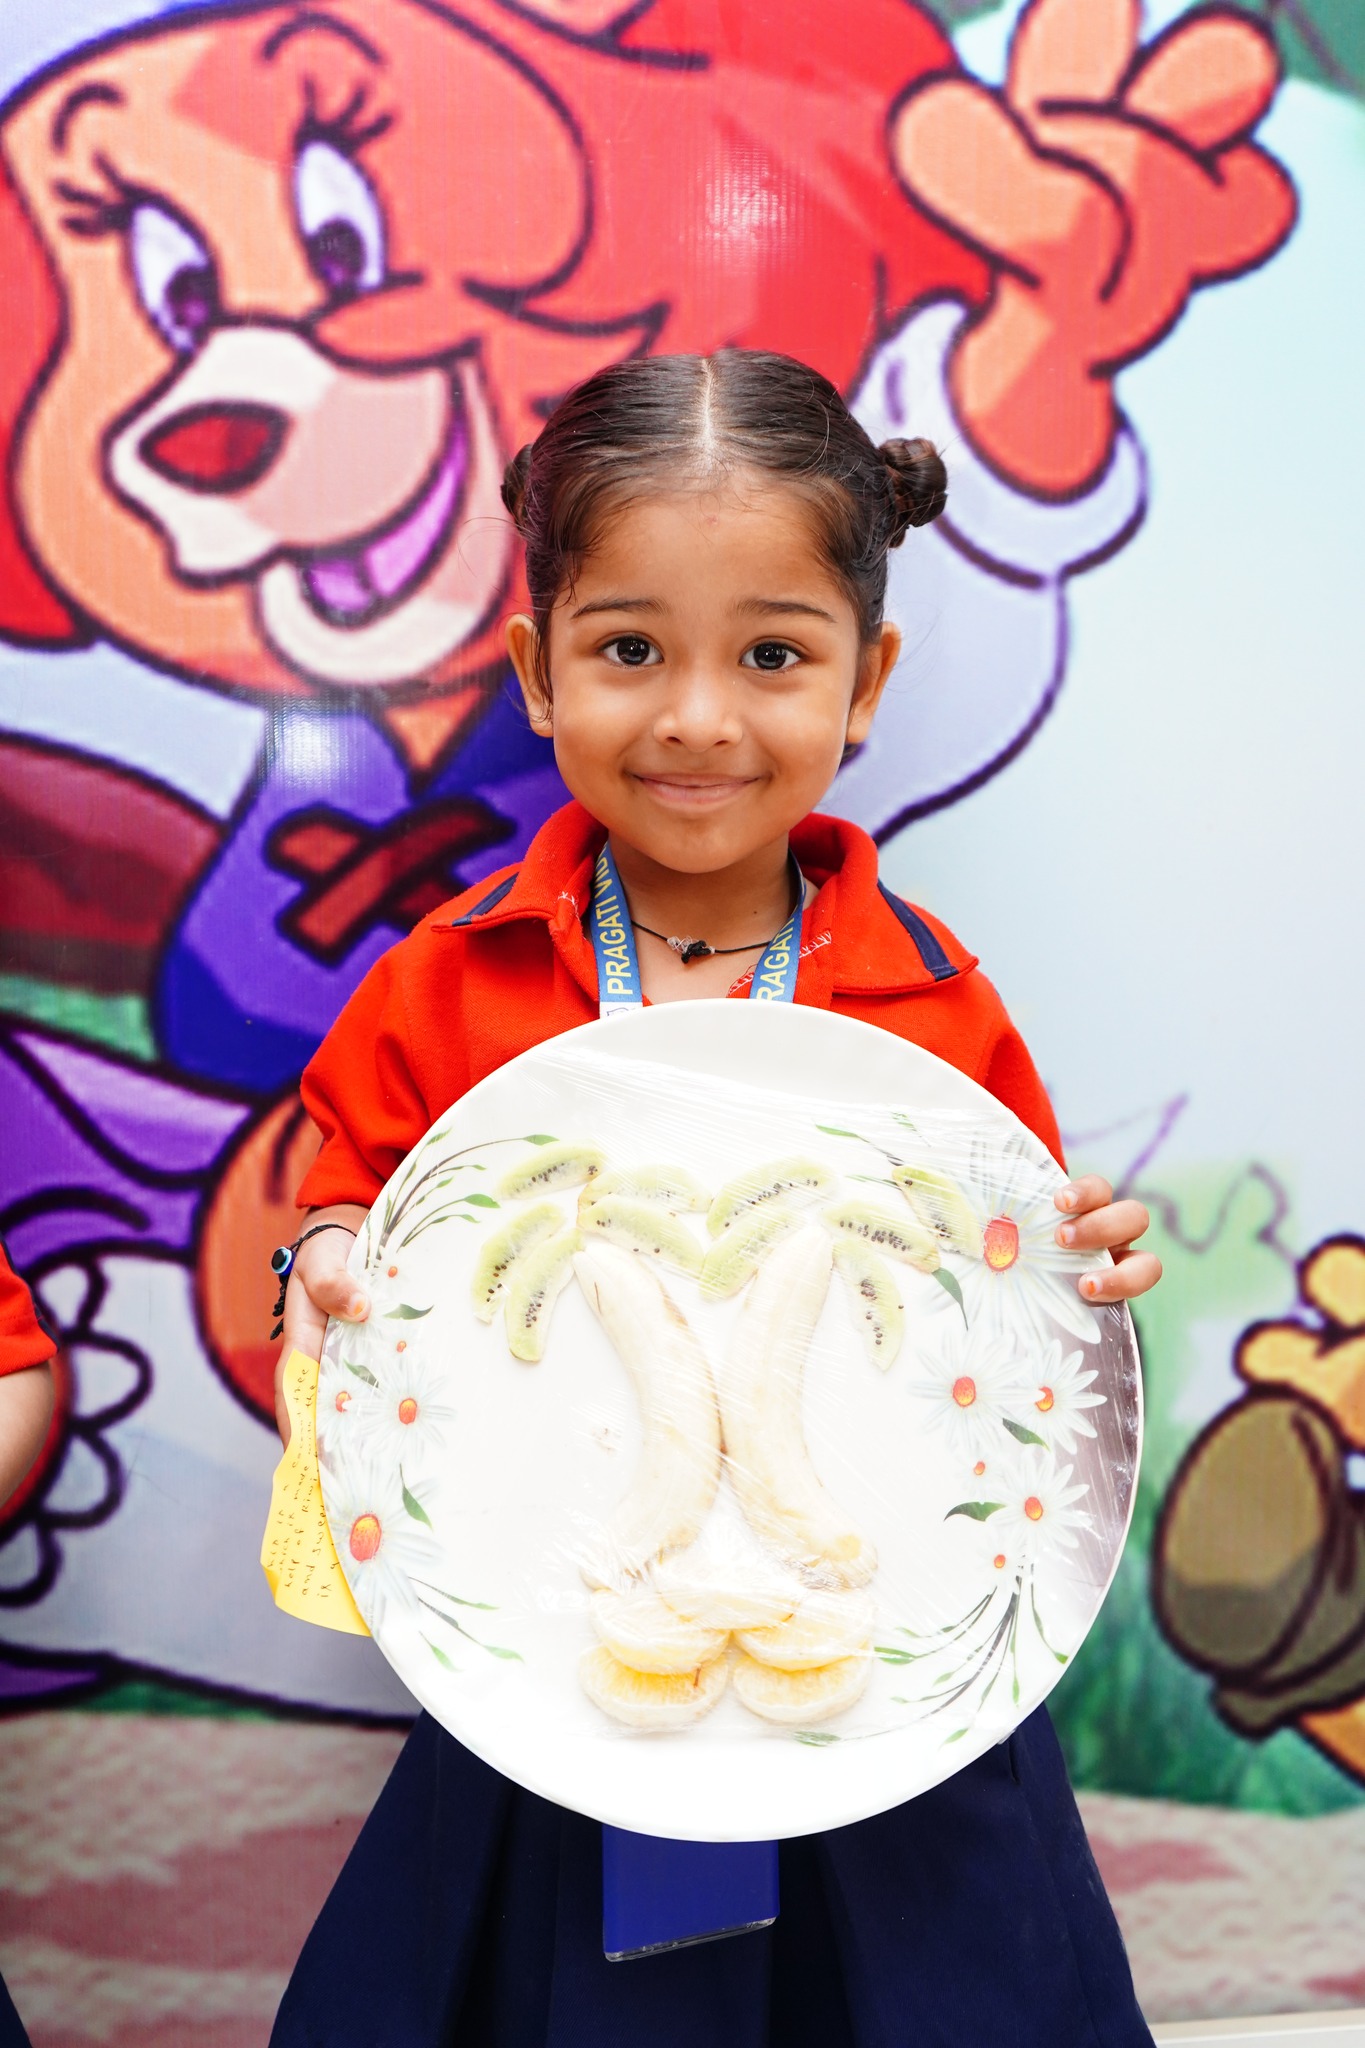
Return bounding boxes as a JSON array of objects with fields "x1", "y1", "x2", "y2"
[
  {"x1": 296, "y1": 946, "x2": 434, "y2": 1211},
  {"x1": 0, "y1": 1243, "x2": 56, "y2": 1376}
]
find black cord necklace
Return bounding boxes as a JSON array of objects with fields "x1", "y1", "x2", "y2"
[{"x1": 630, "y1": 863, "x2": 803, "y2": 966}]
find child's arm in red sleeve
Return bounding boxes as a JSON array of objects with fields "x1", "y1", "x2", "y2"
[
  {"x1": 977, "y1": 1008, "x2": 1065, "y2": 1170},
  {"x1": 296, "y1": 946, "x2": 435, "y2": 1213}
]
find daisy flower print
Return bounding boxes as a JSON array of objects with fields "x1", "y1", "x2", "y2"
[
  {"x1": 910, "y1": 1326, "x2": 1036, "y2": 1461},
  {"x1": 1027, "y1": 1340, "x2": 1106, "y2": 1456},
  {"x1": 318, "y1": 1440, "x2": 441, "y2": 1637},
  {"x1": 351, "y1": 1344, "x2": 457, "y2": 1473},
  {"x1": 990, "y1": 1447, "x2": 1092, "y2": 1568},
  {"x1": 902, "y1": 1138, "x2": 1101, "y2": 1347}
]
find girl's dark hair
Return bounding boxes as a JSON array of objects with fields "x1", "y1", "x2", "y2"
[{"x1": 501, "y1": 351, "x2": 945, "y2": 677}]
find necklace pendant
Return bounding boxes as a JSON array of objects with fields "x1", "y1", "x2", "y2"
[{"x1": 669, "y1": 937, "x2": 713, "y2": 964}]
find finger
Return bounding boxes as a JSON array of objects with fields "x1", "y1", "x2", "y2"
[
  {"x1": 300, "y1": 1257, "x2": 370, "y2": 1323},
  {"x1": 890, "y1": 78, "x2": 1121, "y2": 283},
  {"x1": 1008, "y1": 0, "x2": 1139, "y2": 119},
  {"x1": 1056, "y1": 1174, "x2": 1113, "y2": 1216},
  {"x1": 1080, "y1": 1249, "x2": 1162, "y2": 1303},
  {"x1": 1125, "y1": 15, "x2": 1279, "y2": 152},
  {"x1": 1057, "y1": 1200, "x2": 1150, "y2": 1253},
  {"x1": 1188, "y1": 142, "x2": 1297, "y2": 281},
  {"x1": 274, "y1": 1355, "x2": 293, "y2": 1450}
]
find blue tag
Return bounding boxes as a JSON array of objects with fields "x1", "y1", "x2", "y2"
[
  {"x1": 590, "y1": 840, "x2": 803, "y2": 1018},
  {"x1": 602, "y1": 1828, "x2": 779, "y2": 1960}
]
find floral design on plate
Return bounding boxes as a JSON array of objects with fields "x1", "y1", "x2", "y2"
[
  {"x1": 1025, "y1": 1339, "x2": 1106, "y2": 1456},
  {"x1": 908, "y1": 1325, "x2": 1036, "y2": 1461}
]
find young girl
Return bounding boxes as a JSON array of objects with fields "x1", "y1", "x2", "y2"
[{"x1": 271, "y1": 352, "x2": 1160, "y2": 2047}]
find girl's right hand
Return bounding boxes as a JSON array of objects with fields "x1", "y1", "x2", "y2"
[{"x1": 274, "y1": 1204, "x2": 369, "y2": 1446}]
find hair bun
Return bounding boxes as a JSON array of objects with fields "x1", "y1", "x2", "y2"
[
  {"x1": 501, "y1": 443, "x2": 534, "y2": 526},
  {"x1": 879, "y1": 435, "x2": 947, "y2": 544}
]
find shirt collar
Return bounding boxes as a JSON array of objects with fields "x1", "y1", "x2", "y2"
[{"x1": 447, "y1": 800, "x2": 975, "y2": 1000}]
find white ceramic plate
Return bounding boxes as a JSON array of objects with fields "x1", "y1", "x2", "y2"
[{"x1": 319, "y1": 1001, "x2": 1141, "y2": 1841}]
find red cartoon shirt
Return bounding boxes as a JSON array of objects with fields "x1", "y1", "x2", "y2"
[
  {"x1": 0, "y1": 1243, "x2": 56, "y2": 1377},
  {"x1": 299, "y1": 802, "x2": 1062, "y2": 1210}
]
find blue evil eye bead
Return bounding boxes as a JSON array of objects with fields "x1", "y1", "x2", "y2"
[{"x1": 270, "y1": 1244, "x2": 295, "y2": 1278}]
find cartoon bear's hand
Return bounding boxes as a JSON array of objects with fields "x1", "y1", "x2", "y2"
[
  {"x1": 1237, "y1": 1238, "x2": 1365, "y2": 1452},
  {"x1": 889, "y1": 0, "x2": 1295, "y2": 494}
]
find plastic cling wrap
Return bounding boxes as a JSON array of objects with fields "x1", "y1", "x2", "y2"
[{"x1": 317, "y1": 1003, "x2": 1141, "y2": 1842}]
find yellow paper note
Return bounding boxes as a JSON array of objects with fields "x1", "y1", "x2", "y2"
[{"x1": 260, "y1": 1349, "x2": 369, "y2": 1635}]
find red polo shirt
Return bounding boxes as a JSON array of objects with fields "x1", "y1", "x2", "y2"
[
  {"x1": 299, "y1": 802, "x2": 1061, "y2": 1210},
  {"x1": 0, "y1": 1244, "x2": 56, "y2": 1377}
]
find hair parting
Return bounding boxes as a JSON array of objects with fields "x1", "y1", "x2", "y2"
[{"x1": 500, "y1": 349, "x2": 947, "y2": 690}]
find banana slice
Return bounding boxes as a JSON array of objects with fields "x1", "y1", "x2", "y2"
[
  {"x1": 471, "y1": 1202, "x2": 563, "y2": 1321},
  {"x1": 574, "y1": 1243, "x2": 721, "y2": 1585},
  {"x1": 699, "y1": 1206, "x2": 798, "y2": 1300},
  {"x1": 891, "y1": 1164, "x2": 984, "y2": 1260},
  {"x1": 733, "y1": 1652, "x2": 870, "y2": 1725},
  {"x1": 590, "y1": 1586, "x2": 728, "y2": 1675},
  {"x1": 707, "y1": 1157, "x2": 834, "y2": 1239},
  {"x1": 503, "y1": 1227, "x2": 581, "y2": 1362},
  {"x1": 579, "y1": 1165, "x2": 709, "y2": 1221},
  {"x1": 822, "y1": 1200, "x2": 940, "y2": 1273},
  {"x1": 580, "y1": 1644, "x2": 730, "y2": 1729},
  {"x1": 735, "y1": 1588, "x2": 875, "y2": 1670},
  {"x1": 832, "y1": 1237, "x2": 904, "y2": 1369},
  {"x1": 578, "y1": 1196, "x2": 703, "y2": 1277},
  {"x1": 718, "y1": 1225, "x2": 876, "y2": 1586},
  {"x1": 497, "y1": 1142, "x2": 605, "y2": 1201},
  {"x1": 654, "y1": 1551, "x2": 802, "y2": 1632}
]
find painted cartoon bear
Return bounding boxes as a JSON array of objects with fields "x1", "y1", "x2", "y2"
[{"x1": 0, "y1": 0, "x2": 1294, "y2": 1709}]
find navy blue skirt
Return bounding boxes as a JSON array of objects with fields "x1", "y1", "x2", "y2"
[
  {"x1": 0, "y1": 1973, "x2": 29, "y2": 2048},
  {"x1": 272, "y1": 1707, "x2": 1151, "y2": 2048}
]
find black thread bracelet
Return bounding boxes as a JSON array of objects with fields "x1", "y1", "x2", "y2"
[{"x1": 269, "y1": 1221, "x2": 359, "y2": 1339}]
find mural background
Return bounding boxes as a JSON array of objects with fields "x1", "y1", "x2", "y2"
[{"x1": 0, "y1": 0, "x2": 1361, "y2": 2038}]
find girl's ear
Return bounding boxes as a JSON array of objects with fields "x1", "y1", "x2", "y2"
[
  {"x1": 506, "y1": 614, "x2": 553, "y2": 734},
  {"x1": 845, "y1": 623, "x2": 901, "y2": 749}
]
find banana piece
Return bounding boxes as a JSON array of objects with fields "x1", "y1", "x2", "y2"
[
  {"x1": 497, "y1": 1142, "x2": 605, "y2": 1201},
  {"x1": 735, "y1": 1588, "x2": 875, "y2": 1670},
  {"x1": 579, "y1": 1165, "x2": 709, "y2": 1222},
  {"x1": 717, "y1": 1225, "x2": 876, "y2": 1586},
  {"x1": 699, "y1": 1205, "x2": 799, "y2": 1300},
  {"x1": 574, "y1": 1242, "x2": 721, "y2": 1586},
  {"x1": 503, "y1": 1227, "x2": 582, "y2": 1362},
  {"x1": 590, "y1": 1586, "x2": 728, "y2": 1675},
  {"x1": 578, "y1": 1196, "x2": 703, "y2": 1277},
  {"x1": 707, "y1": 1157, "x2": 834, "y2": 1239},
  {"x1": 654, "y1": 1551, "x2": 802, "y2": 1632},
  {"x1": 580, "y1": 1644, "x2": 730, "y2": 1729},
  {"x1": 832, "y1": 1237, "x2": 904, "y2": 1370},
  {"x1": 471, "y1": 1202, "x2": 563, "y2": 1321},
  {"x1": 733, "y1": 1652, "x2": 870, "y2": 1725},
  {"x1": 822, "y1": 1199, "x2": 940, "y2": 1273},
  {"x1": 891, "y1": 1163, "x2": 984, "y2": 1260}
]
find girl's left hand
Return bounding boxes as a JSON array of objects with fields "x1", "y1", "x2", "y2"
[{"x1": 1054, "y1": 1176, "x2": 1161, "y2": 1304}]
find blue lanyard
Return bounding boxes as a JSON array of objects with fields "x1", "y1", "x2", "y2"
[{"x1": 590, "y1": 841, "x2": 803, "y2": 1018}]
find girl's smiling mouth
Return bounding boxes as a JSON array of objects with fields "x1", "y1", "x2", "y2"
[{"x1": 630, "y1": 774, "x2": 762, "y2": 808}]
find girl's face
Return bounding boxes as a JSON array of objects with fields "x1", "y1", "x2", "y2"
[{"x1": 506, "y1": 482, "x2": 900, "y2": 875}]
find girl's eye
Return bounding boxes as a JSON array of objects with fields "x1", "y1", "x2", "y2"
[
  {"x1": 128, "y1": 203, "x2": 219, "y2": 353},
  {"x1": 294, "y1": 141, "x2": 386, "y2": 299},
  {"x1": 602, "y1": 635, "x2": 661, "y2": 668},
  {"x1": 742, "y1": 641, "x2": 800, "y2": 673}
]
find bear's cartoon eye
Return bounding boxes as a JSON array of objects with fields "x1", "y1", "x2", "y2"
[
  {"x1": 294, "y1": 140, "x2": 386, "y2": 301},
  {"x1": 128, "y1": 204, "x2": 219, "y2": 354}
]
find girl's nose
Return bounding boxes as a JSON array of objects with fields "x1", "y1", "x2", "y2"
[{"x1": 654, "y1": 668, "x2": 742, "y2": 749}]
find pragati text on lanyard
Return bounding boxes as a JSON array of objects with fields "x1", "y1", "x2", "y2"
[{"x1": 590, "y1": 841, "x2": 803, "y2": 1019}]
